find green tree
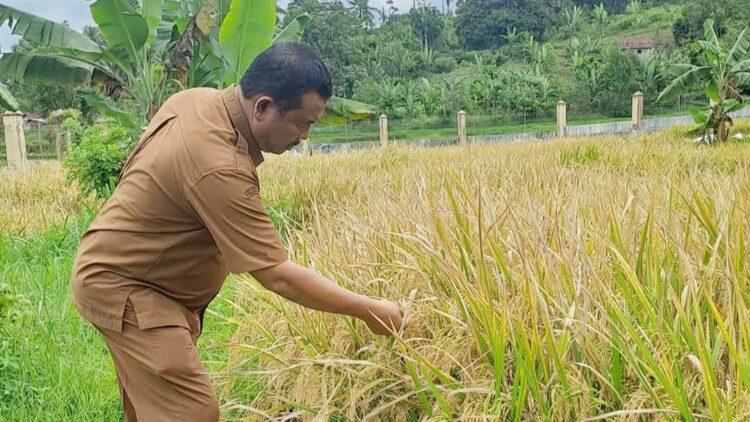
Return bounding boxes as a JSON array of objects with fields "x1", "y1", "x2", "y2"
[
  {"x1": 672, "y1": 0, "x2": 747, "y2": 46},
  {"x1": 1, "y1": 78, "x2": 78, "y2": 116},
  {"x1": 63, "y1": 119, "x2": 133, "y2": 198},
  {"x1": 0, "y1": 0, "x2": 370, "y2": 126},
  {"x1": 571, "y1": 0, "x2": 627, "y2": 14},
  {"x1": 385, "y1": 0, "x2": 398, "y2": 19},
  {"x1": 408, "y1": 5, "x2": 444, "y2": 52},
  {"x1": 455, "y1": 0, "x2": 555, "y2": 50},
  {"x1": 82, "y1": 25, "x2": 108, "y2": 47},
  {"x1": 375, "y1": 42, "x2": 422, "y2": 78},
  {"x1": 0, "y1": 0, "x2": 175, "y2": 126},
  {"x1": 441, "y1": 15, "x2": 460, "y2": 50},
  {"x1": 529, "y1": 43, "x2": 553, "y2": 74},
  {"x1": 346, "y1": 0, "x2": 377, "y2": 28},
  {"x1": 365, "y1": 17, "x2": 425, "y2": 79},
  {"x1": 570, "y1": 46, "x2": 642, "y2": 117},
  {"x1": 0, "y1": 39, "x2": 78, "y2": 115},
  {"x1": 658, "y1": 20, "x2": 750, "y2": 144},
  {"x1": 490, "y1": 68, "x2": 558, "y2": 114},
  {"x1": 285, "y1": 0, "x2": 366, "y2": 97}
]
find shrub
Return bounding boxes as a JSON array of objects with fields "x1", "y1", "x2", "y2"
[
  {"x1": 63, "y1": 118, "x2": 137, "y2": 199},
  {"x1": 59, "y1": 112, "x2": 85, "y2": 147},
  {"x1": 570, "y1": 47, "x2": 643, "y2": 117},
  {"x1": 429, "y1": 55, "x2": 457, "y2": 74}
]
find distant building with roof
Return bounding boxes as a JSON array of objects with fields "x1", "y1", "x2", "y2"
[{"x1": 620, "y1": 39, "x2": 656, "y2": 58}]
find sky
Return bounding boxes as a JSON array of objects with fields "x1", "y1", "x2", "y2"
[{"x1": 0, "y1": 0, "x2": 445, "y2": 53}]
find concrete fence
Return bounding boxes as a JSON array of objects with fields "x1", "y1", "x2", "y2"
[
  {"x1": 6, "y1": 94, "x2": 750, "y2": 167},
  {"x1": 302, "y1": 94, "x2": 750, "y2": 155}
]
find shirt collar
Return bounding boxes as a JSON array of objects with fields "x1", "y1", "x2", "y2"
[{"x1": 221, "y1": 85, "x2": 264, "y2": 167}]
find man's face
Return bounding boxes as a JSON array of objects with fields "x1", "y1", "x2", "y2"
[{"x1": 250, "y1": 91, "x2": 327, "y2": 154}]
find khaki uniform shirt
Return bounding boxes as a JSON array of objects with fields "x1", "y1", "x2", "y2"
[{"x1": 71, "y1": 85, "x2": 288, "y2": 332}]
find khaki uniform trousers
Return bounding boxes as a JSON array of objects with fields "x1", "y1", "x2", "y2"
[{"x1": 95, "y1": 300, "x2": 219, "y2": 422}]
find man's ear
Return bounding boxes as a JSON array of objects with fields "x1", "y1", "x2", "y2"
[{"x1": 254, "y1": 96, "x2": 274, "y2": 120}]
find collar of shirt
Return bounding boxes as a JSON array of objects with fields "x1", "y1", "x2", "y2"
[{"x1": 221, "y1": 85, "x2": 264, "y2": 167}]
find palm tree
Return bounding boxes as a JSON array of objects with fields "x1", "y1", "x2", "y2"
[
  {"x1": 385, "y1": 0, "x2": 398, "y2": 19},
  {"x1": 658, "y1": 20, "x2": 750, "y2": 143},
  {"x1": 346, "y1": 0, "x2": 377, "y2": 28}
]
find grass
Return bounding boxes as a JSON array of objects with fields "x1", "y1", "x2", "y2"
[
  {"x1": 3, "y1": 124, "x2": 750, "y2": 420},
  {"x1": 224, "y1": 124, "x2": 750, "y2": 420},
  {"x1": 0, "y1": 163, "x2": 80, "y2": 236},
  {"x1": 0, "y1": 211, "x2": 121, "y2": 421},
  {"x1": 604, "y1": 4, "x2": 681, "y2": 44},
  {"x1": 0, "y1": 167, "x2": 249, "y2": 420}
]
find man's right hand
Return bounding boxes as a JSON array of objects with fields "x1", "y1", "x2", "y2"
[
  {"x1": 360, "y1": 299, "x2": 404, "y2": 336},
  {"x1": 252, "y1": 261, "x2": 405, "y2": 337}
]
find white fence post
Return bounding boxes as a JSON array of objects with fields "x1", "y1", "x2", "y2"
[
  {"x1": 457, "y1": 110, "x2": 467, "y2": 146},
  {"x1": 556, "y1": 100, "x2": 567, "y2": 138},
  {"x1": 632, "y1": 91, "x2": 644, "y2": 134},
  {"x1": 379, "y1": 114, "x2": 388, "y2": 148}
]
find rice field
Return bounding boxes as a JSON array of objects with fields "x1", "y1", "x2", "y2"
[
  {"x1": 0, "y1": 163, "x2": 80, "y2": 236},
  {"x1": 2, "y1": 127, "x2": 750, "y2": 420}
]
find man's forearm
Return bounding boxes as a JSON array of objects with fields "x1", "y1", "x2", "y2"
[{"x1": 256, "y1": 263, "x2": 373, "y2": 319}]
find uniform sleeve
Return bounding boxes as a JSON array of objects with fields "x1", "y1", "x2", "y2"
[{"x1": 187, "y1": 170, "x2": 288, "y2": 274}]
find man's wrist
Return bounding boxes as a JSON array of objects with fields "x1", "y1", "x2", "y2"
[{"x1": 349, "y1": 294, "x2": 377, "y2": 321}]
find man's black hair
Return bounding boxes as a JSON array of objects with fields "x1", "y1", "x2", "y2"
[{"x1": 240, "y1": 42, "x2": 333, "y2": 113}]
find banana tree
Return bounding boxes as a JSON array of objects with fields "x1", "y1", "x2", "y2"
[
  {"x1": 160, "y1": 0, "x2": 228, "y2": 88},
  {"x1": 657, "y1": 20, "x2": 750, "y2": 144},
  {"x1": 217, "y1": 0, "x2": 375, "y2": 122},
  {"x1": 0, "y1": 81, "x2": 19, "y2": 111},
  {"x1": 110, "y1": 0, "x2": 374, "y2": 122},
  {"x1": 0, "y1": 1, "x2": 170, "y2": 127},
  {"x1": 0, "y1": 0, "x2": 373, "y2": 127}
]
